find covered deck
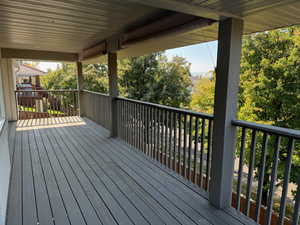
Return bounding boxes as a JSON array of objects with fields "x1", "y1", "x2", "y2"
[{"x1": 7, "y1": 117, "x2": 252, "y2": 225}]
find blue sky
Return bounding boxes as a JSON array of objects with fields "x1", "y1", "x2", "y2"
[
  {"x1": 166, "y1": 41, "x2": 217, "y2": 74},
  {"x1": 38, "y1": 41, "x2": 218, "y2": 74}
]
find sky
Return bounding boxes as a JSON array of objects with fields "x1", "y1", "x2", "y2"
[
  {"x1": 166, "y1": 41, "x2": 217, "y2": 74},
  {"x1": 38, "y1": 40, "x2": 218, "y2": 75}
]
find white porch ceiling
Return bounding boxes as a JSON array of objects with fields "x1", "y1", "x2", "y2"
[{"x1": 0, "y1": 0, "x2": 299, "y2": 61}]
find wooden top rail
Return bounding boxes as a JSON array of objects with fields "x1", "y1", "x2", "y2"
[
  {"x1": 15, "y1": 89, "x2": 78, "y2": 92},
  {"x1": 82, "y1": 89, "x2": 109, "y2": 97},
  {"x1": 116, "y1": 96, "x2": 214, "y2": 120},
  {"x1": 232, "y1": 120, "x2": 300, "y2": 139}
]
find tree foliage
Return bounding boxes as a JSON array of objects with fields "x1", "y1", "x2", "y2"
[
  {"x1": 41, "y1": 52, "x2": 192, "y2": 108},
  {"x1": 239, "y1": 27, "x2": 300, "y2": 203},
  {"x1": 41, "y1": 63, "x2": 109, "y2": 92},
  {"x1": 41, "y1": 63, "x2": 77, "y2": 90},
  {"x1": 120, "y1": 53, "x2": 192, "y2": 108},
  {"x1": 190, "y1": 75, "x2": 215, "y2": 114},
  {"x1": 190, "y1": 26, "x2": 300, "y2": 204}
]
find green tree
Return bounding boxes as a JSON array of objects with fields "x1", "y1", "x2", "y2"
[
  {"x1": 190, "y1": 74, "x2": 215, "y2": 114},
  {"x1": 82, "y1": 64, "x2": 108, "y2": 93},
  {"x1": 41, "y1": 63, "x2": 109, "y2": 92},
  {"x1": 120, "y1": 53, "x2": 191, "y2": 108},
  {"x1": 189, "y1": 27, "x2": 300, "y2": 208},
  {"x1": 41, "y1": 63, "x2": 77, "y2": 90},
  {"x1": 239, "y1": 27, "x2": 300, "y2": 204}
]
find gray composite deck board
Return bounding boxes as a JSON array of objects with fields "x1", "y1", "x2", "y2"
[{"x1": 7, "y1": 117, "x2": 254, "y2": 225}]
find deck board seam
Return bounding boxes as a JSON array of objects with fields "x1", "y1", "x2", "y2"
[
  {"x1": 69, "y1": 122, "x2": 210, "y2": 225},
  {"x1": 34, "y1": 128, "x2": 72, "y2": 225},
  {"x1": 83, "y1": 118, "x2": 249, "y2": 225},
  {"x1": 26, "y1": 128, "x2": 40, "y2": 224},
  {"x1": 81, "y1": 119, "x2": 243, "y2": 225},
  {"x1": 29, "y1": 128, "x2": 55, "y2": 225},
  {"x1": 48, "y1": 124, "x2": 136, "y2": 225},
  {"x1": 43, "y1": 127, "x2": 105, "y2": 225},
  {"x1": 46, "y1": 126, "x2": 118, "y2": 225},
  {"x1": 63, "y1": 125, "x2": 195, "y2": 225},
  {"x1": 54, "y1": 124, "x2": 157, "y2": 225},
  {"x1": 39, "y1": 128, "x2": 90, "y2": 225}
]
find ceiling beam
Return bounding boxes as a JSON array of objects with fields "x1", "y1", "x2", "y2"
[
  {"x1": 124, "y1": 0, "x2": 241, "y2": 20},
  {"x1": 123, "y1": 16, "x2": 215, "y2": 48},
  {"x1": 79, "y1": 41, "x2": 106, "y2": 61},
  {"x1": 80, "y1": 12, "x2": 215, "y2": 61},
  {"x1": 1, "y1": 48, "x2": 78, "y2": 61}
]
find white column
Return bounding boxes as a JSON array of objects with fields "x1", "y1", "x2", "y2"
[
  {"x1": 209, "y1": 18, "x2": 244, "y2": 209},
  {"x1": 0, "y1": 58, "x2": 17, "y2": 121}
]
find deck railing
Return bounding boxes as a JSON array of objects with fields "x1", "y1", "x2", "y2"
[
  {"x1": 116, "y1": 97, "x2": 214, "y2": 191},
  {"x1": 15, "y1": 90, "x2": 78, "y2": 120},
  {"x1": 232, "y1": 120, "x2": 300, "y2": 225},
  {"x1": 81, "y1": 90, "x2": 111, "y2": 130},
  {"x1": 81, "y1": 91, "x2": 300, "y2": 225}
]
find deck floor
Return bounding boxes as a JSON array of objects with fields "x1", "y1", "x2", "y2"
[{"x1": 6, "y1": 117, "x2": 253, "y2": 225}]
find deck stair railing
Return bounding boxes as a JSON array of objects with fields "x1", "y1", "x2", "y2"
[
  {"x1": 15, "y1": 90, "x2": 78, "y2": 120},
  {"x1": 81, "y1": 91, "x2": 300, "y2": 225}
]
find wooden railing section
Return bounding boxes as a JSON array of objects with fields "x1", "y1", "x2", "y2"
[
  {"x1": 15, "y1": 90, "x2": 78, "y2": 120},
  {"x1": 232, "y1": 120, "x2": 300, "y2": 225},
  {"x1": 116, "y1": 97, "x2": 214, "y2": 191},
  {"x1": 81, "y1": 90, "x2": 111, "y2": 130},
  {"x1": 81, "y1": 91, "x2": 300, "y2": 225}
]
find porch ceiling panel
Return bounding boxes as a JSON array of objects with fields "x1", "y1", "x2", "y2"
[
  {"x1": 0, "y1": 0, "x2": 300, "y2": 62},
  {"x1": 114, "y1": 0, "x2": 300, "y2": 61},
  {"x1": 0, "y1": 0, "x2": 163, "y2": 53}
]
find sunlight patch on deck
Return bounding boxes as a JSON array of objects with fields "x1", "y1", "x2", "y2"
[{"x1": 16, "y1": 116, "x2": 86, "y2": 131}]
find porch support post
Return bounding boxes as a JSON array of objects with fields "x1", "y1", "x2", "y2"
[
  {"x1": 76, "y1": 61, "x2": 84, "y2": 116},
  {"x1": 107, "y1": 40, "x2": 119, "y2": 137},
  {"x1": 0, "y1": 58, "x2": 17, "y2": 121},
  {"x1": 209, "y1": 18, "x2": 244, "y2": 209}
]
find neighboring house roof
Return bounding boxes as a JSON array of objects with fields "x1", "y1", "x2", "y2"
[{"x1": 15, "y1": 64, "x2": 46, "y2": 77}]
